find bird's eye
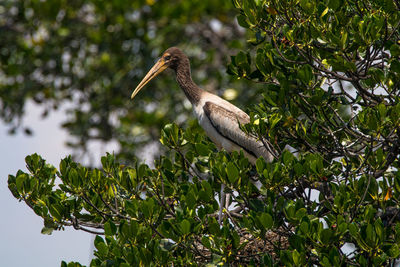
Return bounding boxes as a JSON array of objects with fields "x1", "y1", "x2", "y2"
[{"x1": 164, "y1": 55, "x2": 171, "y2": 60}]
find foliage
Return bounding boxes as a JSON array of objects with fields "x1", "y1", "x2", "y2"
[
  {"x1": 0, "y1": 0, "x2": 251, "y2": 163},
  {"x1": 7, "y1": 0, "x2": 400, "y2": 266}
]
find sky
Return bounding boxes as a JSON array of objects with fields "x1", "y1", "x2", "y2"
[{"x1": 0, "y1": 101, "x2": 100, "y2": 267}]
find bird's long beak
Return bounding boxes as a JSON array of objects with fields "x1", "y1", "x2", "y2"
[{"x1": 131, "y1": 58, "x2": 168, "y2": 99}]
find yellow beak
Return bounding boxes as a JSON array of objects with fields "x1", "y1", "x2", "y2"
[{"x1": 131, "y1": 58, "x2": 168, "y2": 99}]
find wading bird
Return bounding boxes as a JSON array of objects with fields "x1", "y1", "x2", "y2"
[
  {"x1": 131, "y1": 47, "x2": 276, "y2": 163},
  {"x1": 131, "y1": 47, "x2": 276, "y2": 222}
]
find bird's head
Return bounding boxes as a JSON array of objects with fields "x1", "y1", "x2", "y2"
[{"x1": 131, "y1": 47, "x2": 186, "y2": 99}]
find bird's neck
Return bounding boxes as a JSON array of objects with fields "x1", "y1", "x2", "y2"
[{"x1": 175, "y1": 62, "x2": 202, "y2": 105}]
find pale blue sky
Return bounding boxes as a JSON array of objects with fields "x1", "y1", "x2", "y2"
[{"x1": 0, "y1": 102, "x2": 94, "y2": 266}]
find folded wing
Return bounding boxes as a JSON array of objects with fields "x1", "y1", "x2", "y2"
[{"x1": 203, "y1": 101, "x2": 275, "y2": 162}]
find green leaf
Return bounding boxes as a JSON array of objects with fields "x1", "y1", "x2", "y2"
[
  {"x1": 365, "y1": 224, "x2": 375, "y2": 243},
  {"x1": 282, "y1": 150, "x2": 294, "y2": 166},
  {"x1": 7, "y1": 175, "x2": 20, "y2": 199},
  {"x1": 41, "y1": 227, "x2": 54, "y2": 235},
  {"x1": 237, "y1": 14, "x2": 250, "y2": 28},
  {"x1": 208, "y1": 218, "x2": 220, "y2": 235},
  {"x1": 320, "y1": 7, "x2": 329, "y2": 18},
  {"x1": 185, "y1": 190, "x2": 197, "y2": 209},
  {"x1": 263, "y1": 93, "x2": 277, "y2": 106},
  {"x1": 374, "y1": 219, "x2": 383, "y2": 240},
  {"x1": 391, "y1": 60, "x2": 400, "y2": 73},
  {"x1": 295, "y1": 208, "x2": 307, "y2": 220},
  {"x1": 138, "y1": 164, "x2": 147, "y2": 178},
  {"x1": 292, "y1": 249, "x2": 301, "y2": 265},
  {"x1": 236, "y1": 51, "x2": 247, "y2": 66},
  {"x1": 104, "y1": 221, "x2": 117, "y2": 236},
  {"x1": 242, "y1": 0, "x2": 257, "y2": 25},
  {"x1": 201, "y1": 236, "x2": 212, "y2": 249},
  {"x1": 195, "y1": 143, "x2": 210, "y2": 156},
  {"x1": 388, "y1": 244, "x2": 400, "y2": 258},
  {"x1": 300, "y1": 0, "x2": 316, "y2": 14},
  {"x1": 69, "y1": 168, "x2": 79, "y2": 187},
  {"x1": 338, "y1": 222, "x2": 347, "y2": 233},
  {"x1": 226, "y1": 162, "x2": 239, "y2": 184},
  {"x1": 377, "y1": 103, "x2": 386, "y2": 118},
  {"x1": 201, "y1": 180, "x2": 213, "y2": 200},
  {"x1": 390, "y1": 44, "x2": 400, "y2": 57},
  {"x1": 256, "y1": 157, "x2": 265, "y2": 174},
  {"x1": 382, "y1": 0, "x2": 396, "y2": 12},
  {"x1": 161, "y1": 123, "x2": 181, "y2": 147},
  {"x1": 15, "y1": 173, "x2": 27, "y2": 193},
  {"x1": 95, "y1": 242, "x2": 108, "y2": 257},
  {"x1": 298, "y1": 65, "x2": 313, "y2": 84},
  {"x1": 259, "y1": 212, "x2": 273, "y2": 229},
  {"x1": 300, "y1": 221, "x2": 309, "y2": 234},
  {"x1": 180, "y1": 219, "x2": 191, "y2": 235},
  {"x1": 320, "y1": 228, "x2": 333, "y2": 244},
  {"x1": 328, "y1": 0, "x2": 341, "y2": 10},
  {"x1": 256, "y1": 49, "x2": 273, "y2": 75},
  {"x1": 49, "y1": 204, "x2": 63, "y2": 221},
  {"x1": 340, "y1": 31, "x2": 348, "y2": 49},
  {"x1": 294, "y1": 163, "x2": 303, "y2": 176},
  {"x1": 289, "y1": 234, "x2": 305, "y2": 251},
  {"x1": 94, "y1": 236, "x2": 108, "y2": 257}
]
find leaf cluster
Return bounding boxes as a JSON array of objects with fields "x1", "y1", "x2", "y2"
[{"x1": 6, "y1": 0, "x2": 400, "y2": 266}]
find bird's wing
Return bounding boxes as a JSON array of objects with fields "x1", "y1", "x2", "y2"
[{"x1": 203, "y1": 101, "x2": 275, "y2": 161}]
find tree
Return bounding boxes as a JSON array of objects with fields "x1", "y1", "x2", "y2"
[{"x1": 7, "y1": 0, "x2": 400, "y2": 265}]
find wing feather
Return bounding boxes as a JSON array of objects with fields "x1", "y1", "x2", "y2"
[{"x1": 203, "y1": 101, "x2": 275, "y2": 162}]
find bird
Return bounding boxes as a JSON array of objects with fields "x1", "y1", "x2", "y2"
[
  {"x1": 131, "y1": 47, "x2": 277, "y2": 224},
  {"x1": 131, "y1": 47, "x2": 276, "y2": 164}
]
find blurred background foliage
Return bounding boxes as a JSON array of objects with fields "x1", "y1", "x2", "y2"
[
  {"x1": 0, "y1": 0, "x2": 258, "y2": 164},
  {"x1": 5, "y1": 0, "x2": 400, "y2": 265}
]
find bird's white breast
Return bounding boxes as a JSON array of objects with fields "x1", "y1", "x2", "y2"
[{"x1": 193, "y1": 97, "x2": 224, "y2": 149}]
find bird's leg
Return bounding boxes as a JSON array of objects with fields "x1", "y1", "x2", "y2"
[{"x1": 218, "y1": 184, "x2": 225, "y2": 225}]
